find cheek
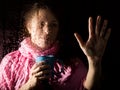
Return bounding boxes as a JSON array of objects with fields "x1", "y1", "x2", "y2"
[
  {"x1": 54, "y1": 30, "x2": 59, "y2": 38},
  {"x1": 49, "y1": 30, "x2": 58, "y2": 39},
  {"x1": 31, "y1": 29, "x2": 42, "y2": 39},
  {"x1": 31, "y1": 30, "x2": 37, "y2": 37}
]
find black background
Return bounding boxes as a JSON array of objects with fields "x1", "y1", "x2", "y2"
[{"x1": 0, "y1": 0, "x2": 119, "y2": 90}]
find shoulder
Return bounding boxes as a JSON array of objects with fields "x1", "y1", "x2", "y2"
[
  {"x1": 0, "y1": 50, "x2": 21, "y2": 70},
  {"x1": 2, "y1": 50, "x2": 21, "y2": 61}
]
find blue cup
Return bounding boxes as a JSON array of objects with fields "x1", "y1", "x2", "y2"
[{"x1": 36, "y1": 55, "x2": 55, "y2": 77}]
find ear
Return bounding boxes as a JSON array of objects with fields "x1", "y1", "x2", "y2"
[{"x1": 26, "y1": 22, "x2": 31, "y2": 34}]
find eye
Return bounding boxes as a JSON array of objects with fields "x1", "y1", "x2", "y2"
[
  {"x1": 40, "y1": 21, "x2": 45, "y2": 28},
  {"x1": 49, "y1": 23, "x2": 58, "y2": 28}
]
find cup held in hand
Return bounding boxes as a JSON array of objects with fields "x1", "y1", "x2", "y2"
[{"x1": 36, "y1": 55, "x2": 55, "y2": 77}]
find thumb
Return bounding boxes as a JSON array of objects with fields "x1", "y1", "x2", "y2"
[{"x1": 74, "y1": 32, "x2": 85, "y2": 49}]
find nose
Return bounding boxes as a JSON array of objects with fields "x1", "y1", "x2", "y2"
[{"x1": 43, "y1": 23, "x2": 50, "y2": 34}]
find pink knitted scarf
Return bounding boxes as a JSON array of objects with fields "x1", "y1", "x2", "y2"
[{"x1": 19, "y1": 37, "x2": 60, "y2": 59}]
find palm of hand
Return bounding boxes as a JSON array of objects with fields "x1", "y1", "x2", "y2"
[
  {"x1": 85, "y1": 35, "x2": 107, "y2": 59},
  {"x1": 74, "y1": 16, "x2": 111, "y2": 61}
]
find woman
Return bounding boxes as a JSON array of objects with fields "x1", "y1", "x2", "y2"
[{"x1": 0, "y1": 1, "x2": 111, "y2": 90}]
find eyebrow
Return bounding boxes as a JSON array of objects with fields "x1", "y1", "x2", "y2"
[{"x1": 51, "y1": 20, "x2": 58, "y2": 23}]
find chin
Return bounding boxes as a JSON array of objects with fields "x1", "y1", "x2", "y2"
[
  {"x1": 38, "y1": 43, "x2": 53, "y2": 50},
  {"x1": 37, "y1": 39, "x2": 56, "y2": 49}
]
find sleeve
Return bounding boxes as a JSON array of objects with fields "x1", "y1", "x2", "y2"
[{"x1": 0, "y1": 54, "x2": 16, "y2": 90}]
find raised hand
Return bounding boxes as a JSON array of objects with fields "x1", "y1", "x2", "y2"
[{"x1": 74, "y1": 16, "x2": 111, "y2": 62}]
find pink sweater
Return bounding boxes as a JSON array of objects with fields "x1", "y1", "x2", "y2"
[{"x1": 0, "y1": 38, "x2": 87, "y2": 90}]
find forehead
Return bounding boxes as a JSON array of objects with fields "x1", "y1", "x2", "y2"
[{"x1": 34, "y1": 9, "x2": 57, "y2": 20}]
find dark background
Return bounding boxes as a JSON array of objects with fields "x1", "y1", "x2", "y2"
[{"x1": 0, "y1": 0, "x2": 119, "y2": 90}]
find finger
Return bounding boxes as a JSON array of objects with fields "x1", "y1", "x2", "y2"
[
  {"x1": 88, "y1": 17, "x2": 94, "y2": 39},
  {"x1": 104, "y1": 28, "x2": 111, "y2": 41},
  {"x1": 95, "y1": 16, "x2": 101, "y2": 36},
  {"x1": 37, "y1": 61, "x2": 46, "y2": 66},
  {"x1": 30, "y1": 63, "x2": 38, "y2": 71},
  {"x1": 32, "y1": 65, "x2": 51, "y2": 75},
  {"x1": 100, "y1": 20, "x2": 108, "y2": 37},
  {"x1": 35, "y1": 69, "x2": 52, "y2": 77},
  {"x1": 31, "y1": 61, "x2": 46, "y2": 70},
  {"x1": 37, "y1": 75, "x2": 51, "y2": 80},
  {"x1": 74, "y1": 32, "x2": 85, "y2": 48}
]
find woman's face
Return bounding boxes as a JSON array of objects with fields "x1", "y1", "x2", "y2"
[{"x1": 26, "y1": 9, "x2": 59, "y2": 50}]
